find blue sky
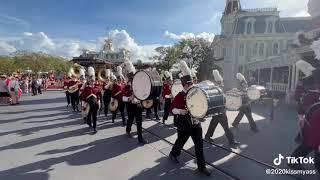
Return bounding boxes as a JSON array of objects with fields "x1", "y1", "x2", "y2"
[{"x1": 0, "y1": 0, "x2": 309, "y2": 60}]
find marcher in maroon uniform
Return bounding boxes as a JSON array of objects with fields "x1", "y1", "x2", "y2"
[
  {"x1": 168, "y1": 61, "x2": 211, "y2": 176},
  {"x1": 67, "y1": 76, "x2": 80, "y2": 112},
  {"x1": 162, "y1": 71, "x2": 173, "y2": 124},
  {"x1": 122, "y1": 60, "x2": 147, "y2": 145},
  {"x1": 290, "y1": 60, "x2": 320, "y2": 173},
  {"x1": 81, "y1": 79, "x2": 101, "y2": 134},
  {"x1": 63, "y1": 77, "x2": 71, "y2": 107},
  {"x1": 111, "y1": 66, "x2": 126, "y2": 125}
]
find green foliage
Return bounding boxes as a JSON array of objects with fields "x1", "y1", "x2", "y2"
[
  {"x1": 0, "y1": 52, "x2": 71, "y2": 75},
  {"x1": 154, "y1": 38, "x2": 222, "y2": 81}
]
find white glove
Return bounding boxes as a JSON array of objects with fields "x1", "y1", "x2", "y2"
[
  {"x1": 172, "y1": 108, "x2": 188, "y2": 115},
  {"x1": 122, "y1": 96, "x2": 129, "y2": 102},
  {"x1": 165, "y1": 95, "x2": 170, "y2": 99}
]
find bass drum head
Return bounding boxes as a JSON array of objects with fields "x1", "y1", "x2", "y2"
[
  {"x1": 225, "y1": 93, "x2": 242, "y2": 111},
  {"x1": 247, "y1": 87, "x2": 261, "y2": 101},
  {"x1": 186, "y1": 87, "x2": 208, "y2": 118},
  {"x1": 172, "y1": 79, "x2": 183, "y2": 97},
  {"x1": 132, "y1": 71, "x2": 152, "y2": 100}
]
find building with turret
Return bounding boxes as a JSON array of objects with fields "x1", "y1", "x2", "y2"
[
  {"x1": 72, "y1": 39, "x2": 130, "y2": 71},
  {"x1": 212, "y1": 0, "x2": 320, "y2": 96}
]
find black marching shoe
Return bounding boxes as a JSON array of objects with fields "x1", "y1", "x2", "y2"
[
  {"x1": 162, "y1": 119, "x2": 165, "y2": 124},
  {"x1": 112, "y1": 119, "x2": 115, "y2": 123},
  {"x1": 198, "y1": 167, "x2": 211, "y2": 176},
  {"x1": 251, "y1": 127, "x2": 259, "y2": 133},
  {"x1": 138, "y1": 139, "x2": 148, "y2": 146},
  {"x1": 92, "y1": 128, "x2": 98, "y2": 134},
  {"x1": 126, "y1": 132, "x2": 132, "y2": 138},
  {"x1": 169, "y1": 153, "x2": 179, "y2": 164},
  {"x1": 229, "y1": 140, "x2": 241, "y2": 148},
  {"x1": 231, "y1": 122, "x2": 238, "y2": 128},
  {"x1": 204, "y1": 136, "x2": 214, "y2": 143},
  {"x1": 155, "y1": 116, "x2": 160, "y2": 121}
]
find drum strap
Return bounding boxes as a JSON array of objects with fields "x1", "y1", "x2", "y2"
[{"x1": 305, "y1": 102, "x2": 320, "y2": 122}]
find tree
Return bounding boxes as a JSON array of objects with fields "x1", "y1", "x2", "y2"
[{"x1": 0, "y1": 51, "x2": 71, "y2": 76}]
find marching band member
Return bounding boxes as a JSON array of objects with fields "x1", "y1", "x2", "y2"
[
  {"x1": 169, "y1": 60, "x2": 211, "y2": 176},
  {"x1": 289, "y1": 60, "x2": 320, "y2": 173},
  {"x1": 205, "y1": 70, "x2": 240, "y2": 147},
  {"x1": 63, "y1": 76, "x2": 71, "y2": 107},
  {"x1": 123, "y1": 59, "x2": 147, "y2": 145},
  {"x1": 103, "y1": 69, "x2": 112, "y2": 118},
  {"x1": 111, "y1": 66, "x2": 126, "y2": 125},
  {"x1": 146, "y1": 68, "x2": 161, "y2": 120},
  {"x1": 81, "y1": 78, "x2": 101, "y2": 134},
  {"x1": 162, "y1": 71, "x2": 173, "y2": 124},
  {"x1": 68, "y1": 75, "x2": 80, "y2": 112},
  {"x1": 231, "y1": 73, "x2": 259, "y2": 132}
]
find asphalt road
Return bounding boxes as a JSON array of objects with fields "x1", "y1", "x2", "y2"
[{"x1": 0, "y1": 91, "x2": 318, "y2": 180}]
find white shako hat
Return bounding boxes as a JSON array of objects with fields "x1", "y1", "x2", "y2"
[
  {"x1": 179, "y1": 60, "x2": 192, "y2": 84},
  {"x1": 212, "y1": 69, "x2": 223, "y2": 82}
]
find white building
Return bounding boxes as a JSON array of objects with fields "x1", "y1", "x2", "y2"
[{"x1": 212, "y1": 0, "x2": 320, "y2": 97}]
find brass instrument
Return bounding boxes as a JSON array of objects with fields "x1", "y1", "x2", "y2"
[
  {"x1": 68, "y1": 82, "x2": 79, "y2": 93},
  {"x1": 142, "y1": 99, "x2": 153, "y2": 109},
  {"x1": 68, "y1": 63, "x2": 85, "y2": 78},
  {"x1": 98, "y1": 69, "x2": 109, "y2": 82},
  {"x1": 109, "y1": 98, "x2": 119, "y2": 112}
]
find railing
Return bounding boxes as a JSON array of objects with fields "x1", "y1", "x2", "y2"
[
  {"x1": 243, "y1": 8, "x2": 277, "y2": 13},
  {"x1": 266, "y1": 82, "x2": 288, "y2": 92}
]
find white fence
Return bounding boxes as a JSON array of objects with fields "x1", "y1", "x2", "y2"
[{"x1": 266, "y1": 83, "x2": 288, "y2": 92}]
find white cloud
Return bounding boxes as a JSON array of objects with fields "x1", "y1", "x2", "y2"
[
  {"x1": 164, "y1": 31, "x2": 215, "y2": 42},
  {"x1": 23, "y1": 32, "x2": 33, "y2": 36},
  {"x1": 105, "y1": 29, "x2": 162, "y2": 62},
  {"x1": 0, "y1": 30, "x2": 163, "y2": 62},
  {"x1": 0, "y1": 14, "x2": 30, "y2": 28},
  {"x1": 0, "y1": 41, "x2": 16, "y2": 54}
]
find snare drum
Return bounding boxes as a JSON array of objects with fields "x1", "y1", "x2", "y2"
[
  {"x1": 171, "y1": 79, "x2": 183, "y2": 98},
  {"x1": 186, "y1": 82, "x2": 225, "y2": 118},
  {"x1": 225, "y1": 89, "x2": 242, "y2": 111},
  {"x1": 132, "y1": 70, "x2": 162, "y2": 100},
  {"x1": 247, "y1": 85, "x2": 267, "y2": 101}
]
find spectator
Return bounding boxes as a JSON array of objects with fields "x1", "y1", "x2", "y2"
[
  {"x1": 0, "y1": 75, "x2": 9, "y2": 105},
  {"x1": 37, "y1": 77, "x2": 43, "y2": 94},
  {"x1": 31, "y1": 76, "x2": 38, "y2": 96},
  {"x1": 8, "y1": 76, "x2": 20, "y2": 105}
]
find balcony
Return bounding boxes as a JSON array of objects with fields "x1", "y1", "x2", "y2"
[
  {"x1": 243, "y1": 8, "x2": 277, "y2": 13},
  {"x1": 266, "y1": 82, "x2": 288, "y2": 92}
]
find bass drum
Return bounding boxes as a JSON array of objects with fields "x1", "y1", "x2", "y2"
[
  {"x1": 247, "y1": 85, "x2": 267, "y2": 101},
  {"x1": 186, "y1": 82, "x2": 225, "y2": 118},
  {"x1": 171, "y1": 79, "x2": 183, "y2": 98},
  {"x1": 132, "y1": 70, "x2": 162, "y2": 100},
  {"x1": 225, "y1": 89, "x2": 242, "y2": 111}
]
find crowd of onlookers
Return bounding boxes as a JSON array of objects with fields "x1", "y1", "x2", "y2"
[{"x1": 0, "y1": 74, "x2": 62, "y2": 105}]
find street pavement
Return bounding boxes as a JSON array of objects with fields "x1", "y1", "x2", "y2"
[{"x1": 0, "y1": 91, "x2": 318, "y2": 180}]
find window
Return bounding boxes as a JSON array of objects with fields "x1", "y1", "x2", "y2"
[
  {"x1": 267, "y1": 22, "x2": 273, "y2": 33},
  {"x1": 223, "y1": 48, "x2": 226, "y2": 56},
  {"x1": 273, "y1": 43, "x2": 279, "y2": 55},
  {"x1": 239, "y1": 44, "x2": 244, "y2": 56},
  {"x1": 247, "y1": 22, "x2": 252, "y2": 34},
  {"x1": 259, "y1": 43, "x2": 265, "y2": 56},
  {"x1": 253, "y1": 43, "x2": 258, "y2": 56}
]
